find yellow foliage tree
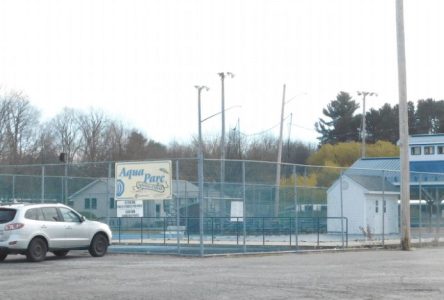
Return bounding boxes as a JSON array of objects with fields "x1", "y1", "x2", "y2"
[{"x1": 307, "y1": 140, "x2": 399, "y2": 168}]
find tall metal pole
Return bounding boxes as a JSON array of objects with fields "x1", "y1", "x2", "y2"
[
  {"x1": 357, "y1": 91, "x2": 377, "y2": 158},
  {"x1": 218, "y1": 72, "x2": 233, "y2": 221},
  {"x1": 396, "y1": 0, "x2": 411, "y2": 250},
  {"x1": 274, "y1": 84, "x2": 286, "y2": 217},
  {"x1": 217, "y1": 72, "x2": 234, "y2": 190},
  {"x1": 195, "y1": 85, "x2": 209, "y2": 257}
]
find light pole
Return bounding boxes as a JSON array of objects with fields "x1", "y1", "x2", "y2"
[
  {"x1": 195, "y1": 85, "x2": 209, "y2": 257},
  {"x1": 217, "y1": 72, "x2": 234, "y2": 209},
  {"x1": 357, "y1": 91, "x2": 377, "y2": 158}
]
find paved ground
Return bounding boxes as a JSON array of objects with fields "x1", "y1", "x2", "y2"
[{"x1": 1, "y1": 247, "x2": 444, "y2": 299}]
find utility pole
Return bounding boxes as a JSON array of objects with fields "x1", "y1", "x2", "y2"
[
  {"x1": 396, "y1": 0, "x2": 411, "y2": 250},
  {"x1": 195, "y1": 85, "x2": 209, "y2": 257},
  {"x1": 275, "y1": 84, "x2": 286, "y2": 217},
  {"x1": 217, "y1": 72, "x2": 234, "y2": 203},
  {"x1": 357, "y1": 91, "x2": 377, "y2": 158}
]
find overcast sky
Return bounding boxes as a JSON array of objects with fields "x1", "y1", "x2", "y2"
[{"x1": 0, "y1": 0, "x2": 443, "y2": 145}]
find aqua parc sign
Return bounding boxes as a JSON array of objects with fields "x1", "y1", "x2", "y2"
[{"x1": 115, "y1": 161, "x2": 172, "y2": 217}]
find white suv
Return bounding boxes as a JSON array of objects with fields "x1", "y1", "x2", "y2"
[{"x1": 0, "y1": 203, "x2": 112, "y2": 262}]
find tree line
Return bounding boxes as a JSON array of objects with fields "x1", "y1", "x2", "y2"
[
  {"x1": 6, "y1": 88, "x2": 441, "y2": 167},
  {"x1": 315, "y1": 91, "x2": 444, "y2": 145},
  {"x1": 0, "y1": 90, "x2": 315, "y2": 165}
]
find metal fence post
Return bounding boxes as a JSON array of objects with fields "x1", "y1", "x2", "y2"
[
  {"x1": 211, "y1": 217, "x2": 214, "y2": 244},
  {"x1": 242, "y1": 161, "x2": 247, "y2": 253},
  {"x1": 289, "y1": 217, "x2": 292, "y2": 246},
  {"x1": 236, "y1": 217, "x2": 239, "y2": 245},
  {"x1": 419, "y1": 173, "x2": 422, "y2": 246},
  {"x1": 340, "y1": 170, "x2": 345, "y2": 249},
  {"x1": 382, "y1": 170, "x2": 386, "y2": 247},
  {"x1": 317, "y1": 217, "x2": 320, "y2": 248},
  {"x1": 140, "y1": 217, "x2": 143, "y2": 244},
  {"x1": 175, "y1": 159, "x2": 181, "y2": 254},
  {"x1": 198, "y1": 152, "x2": 205, "y2": 256},
  {"x1": 262, "y1": 217, "x2": 265, "y2": 246},
  {"x1": 64, "y1": 162, "x2": 68, "y2": 205},
  {"x1": 107, "y1": 162, "x2": 111, "y2": 219},
  {"x1": 12, "y1": 175, "x2": 15, "y2": 200},
  {"x1": 435, "y1": 188, "x2": 440, "y2": 244},
  {"x1": 41, "y1": 165, "x2": 45, "y2": 203},
  {"x1": 293, "y1": 165, "x2": 298, "y2": 249},
  {"x1": 118, "y1": 218, "x2": 121, "y2": 244}
]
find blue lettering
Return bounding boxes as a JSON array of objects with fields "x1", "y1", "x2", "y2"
[
  {"x1": 144, "y1": 173, "x2": 165, "y2": 183},
  {"x1": 119, "y1": 168, "x2": 144, "y2": 180}
]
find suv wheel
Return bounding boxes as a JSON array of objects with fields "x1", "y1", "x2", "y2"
[
  {"x1": 0, "y1": 252, "x2": 7, "y2": 261},
  {"x1": 89, "y1": 233, "x2": 108, "y2": 257},
  {"x1": 27, "y1": 237, "x2": 47, "y2": 262}
]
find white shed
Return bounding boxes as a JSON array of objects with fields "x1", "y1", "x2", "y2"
[{"x1": 327, "y1": 174, "x2": 399, "y2": 235}]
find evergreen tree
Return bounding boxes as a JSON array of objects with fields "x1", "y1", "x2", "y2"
[{"x1": 315, "y1": 91, "x2": 360, "y2": 144}]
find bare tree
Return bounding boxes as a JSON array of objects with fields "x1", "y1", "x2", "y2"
[
  {"x1": 102, "y1": 120, "x2": 128, "y2": 161},
  {"x1": 49, "y1": 108, "x2": 82, "y2": 163},
  {"x1": 3, "y1": 91, "x2": 40, "y2": 163},
  {"x1": 77, "y1": 109, "x2": 108, "y2": 162},
  {"x1": 244, "y1": 135, "x2": 279, "y2": 162},
  {"x1": 0, "y1": 94, "x2": 11, "y2": 160},
  {"x1": 27, "y1": 124, "x2": 59, "y2": 164}
]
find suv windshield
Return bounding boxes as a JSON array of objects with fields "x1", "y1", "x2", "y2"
[{"x1": 0, "y1": 208, "x2": 17, "y2": 224}]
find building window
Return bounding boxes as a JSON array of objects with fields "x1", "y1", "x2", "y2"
[
  {"x1": 438, "y1": 146, "x2": 444, "y2": 154},
  {"x1": 424, "y1": 146, "x2": 435, "y2": 155},
  {"x1": 110, "y1": 197, "x2": 115, "y2": 209},
  {"x1": 84, "y1": 198, "x2": 90, "y2": 209},
  {"x1": 383, "y1": 200, "x2": 386, "y2": 213},
  {"x1": 91, "y1": 198, "x2": 97, "y2": 209},
  {"x1": 410, "y1": 146, "x2": 421, "y2": 155},
  {"x1": 375, "y1": 200, "x2": 379, "y2": 213}
]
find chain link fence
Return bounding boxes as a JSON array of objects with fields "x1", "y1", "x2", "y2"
[{"x1": 1, "y1": 159, "x2": 444, "y2": 255}]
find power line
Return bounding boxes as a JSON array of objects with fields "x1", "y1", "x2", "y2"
[{"x1": 238, "y1": 114, "x2": 292, "y2": 137}]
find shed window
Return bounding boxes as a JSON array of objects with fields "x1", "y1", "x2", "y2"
[
  {"x1": 91, "y1": 198, "x2": 97, "y2": 209},
  {"x1": 84, "y1": 198, "x2": 90, "y2": 209},
  {"x1": 410, "y1": 147, "x2": 421, "y2": 155},
  {"x1": 424, "y1": 146, "x2": 435, "y2": 155}
]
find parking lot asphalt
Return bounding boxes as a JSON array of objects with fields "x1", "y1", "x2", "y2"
[{"x1": 1, "y1": 247, "x2": 444, "y2": 300}]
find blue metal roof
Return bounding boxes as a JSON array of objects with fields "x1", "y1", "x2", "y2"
[{"x1": 349, "y1": 157, "x2": 400, "y2": 172}]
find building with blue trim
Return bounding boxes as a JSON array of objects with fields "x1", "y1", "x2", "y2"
[{"x1": 328, "y1": 134, "x2": 444, "y2": 235}]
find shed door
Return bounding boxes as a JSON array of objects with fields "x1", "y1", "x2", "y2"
[{"x1": 372, "y1": 199, "x2": 388, "y2": 235}]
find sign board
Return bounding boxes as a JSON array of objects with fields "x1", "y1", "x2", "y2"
[
  {"x1": 230, "y1": 201, "x2": 244, "y2": 222},
  {"x1": 115, "y1": 160, "x2": 172, "y2": 200},
  {"x1": 116, "y1": 200, "x2": 144, "y2": 217}
]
